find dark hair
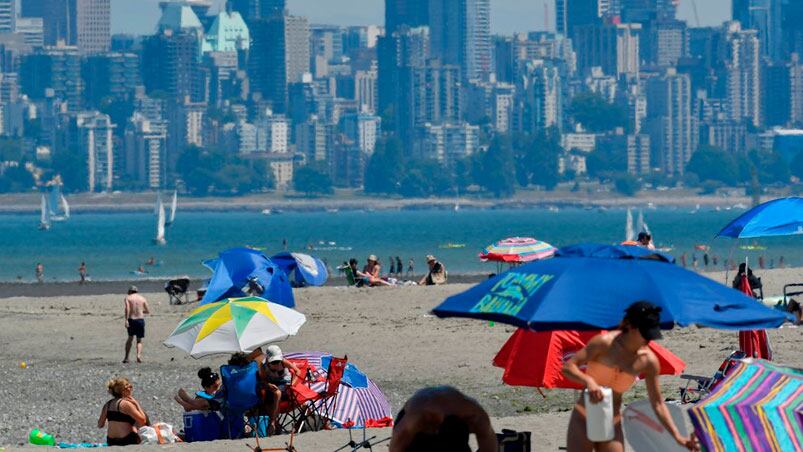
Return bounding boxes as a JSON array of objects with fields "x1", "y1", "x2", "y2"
[
  {"x1": 228, "y1": 352, "x2": 249, "y2": 366},
  {"x1": 349, "y1": 258, "x2": 358, "y2": 266},
  {"x1": 198, "y1": 367, "x2": 219, "y2": 388},
  {"x1": 623, "y1": 301, "x2": 663, "y2": 341},
  {"x1": 637, "y1": 232, "x2": 651, "y2": 242}
]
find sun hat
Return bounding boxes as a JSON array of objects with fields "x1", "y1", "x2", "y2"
[
  {"x1": 368, "y1": 255, "x2": 378, "y2": 262},
  {"x1": 426, "y1": 255, "x2": 436, "y2": 262},
  {"x1": 266, "y1": 345, "x2": 283, "y2": 363}
]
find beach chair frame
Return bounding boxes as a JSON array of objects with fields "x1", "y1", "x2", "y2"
[
  {"x1": 311, "y1": 355, "x2": 347, "y2": 429},
  {"x1": 679, "y1": 350, "x2": 746, "y2": 404}
]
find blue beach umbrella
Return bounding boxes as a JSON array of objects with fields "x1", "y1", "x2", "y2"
[
  {"x1": 433, "y1": 244, "x2": 792, "y2": 331},
  {"x1": 271, "y1": 252, "x2": 329, "y2": 287},
  {"x1": 717, "y1": 197, "x2": 803, "y2": 238},
  {"x1": 201, "y1": 248, "x2": 294, "y2": 307}
]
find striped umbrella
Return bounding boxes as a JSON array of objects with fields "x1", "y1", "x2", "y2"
[
  {"x1": 164, "y1": 297, "x2": 306, "y2": 358},
  {"x1": 285, "y1": 352, "x2": 393, "y2": 428},
  {"x1": 479, "y1": 237, "x2": 556, "y2": 263},
  {"x1": 688, "y1": 359, "x2": 803, "y2": 451}
]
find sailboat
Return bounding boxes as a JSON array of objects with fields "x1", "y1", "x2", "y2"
[
  {"x1": 154, "y1": 195, "x2": 166, "y2": 245},
  {"x1": 47, "y1": 185, "x2": 70, "y2": 221},
  {"x1": 636, "y1": 210, "x2": 650, "y2": 235},
  {"x1": 38, "y1": 195, "x2": 51, "y2": 230},
  {"x1": 625, "y1": 208, "x2": 635, "y2": 242},
  {"x1": 165, "y1": 190, "x2": 177, "y2": 227}
]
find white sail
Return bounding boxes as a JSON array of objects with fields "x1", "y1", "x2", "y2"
[
  {"x1": 39, "y1": 195, "x2": 51, "y2": 229},
  {"x1": 155, "y1": 197, "x2": 166, "y2": 244},
  {"x1": 637, "y1": 210, "x2": 650, "y2": 234},
  {"x1": 166, "y1": 190, "x2": 177, "y2": 226},
  {"x1": 625, "y1": 208, "x2": 635, "y2": 242},
  {"x1": 60, "y1": 194, "x2": 70, "y2": 219}
]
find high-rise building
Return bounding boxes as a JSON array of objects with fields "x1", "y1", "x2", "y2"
[
  {"x1": 82, "y1": 53, "x2": 140, "y2": 108},
  {"x1": 576, "y1": 22, "x2": 640, "y2": 77},
  {"x1": 248, "y1": 13, "x2": 309, "y2": 113},
  {"x1": 19, "y1": 48, "x2": 83, "y2": 110},
  {"x1": 555, "y1": 0, "x2": 600, "y2": 38},
  {"x1": 14, "y1": 17, "x2": 44, "y2": 48},
  {"x1": 627, "y1": 134, "x2": 651, "y2": 175},
  {"x1": 791, "y1": 54, "x2": 803, "y2": 126},
  {"x1": 73, "y1": 111, "x2": 115, "y2": 192},
  {"x1": 354, "y1": 63, "x2": 378, "y2": 114},
  {"x1": 650, "y1": 20, "x2": 687, "y2": 67},
  {"x1": 0, "y1": 0, "x2": 15, "y2": 33},
  {"x1": 647, "y1": 69, "x2": 695, "y2": 176},
  {"x1": 124, "y1": 113, "x2": 167, "y2": 189},
  {"x1": 762, "y1": 62, "x2": 791, "y2": 126},
  {"x1": 725, "y1": 23, "x2": 761, "y2": 127},
  {"x1": 377, "y1": 25, "x2": 429, "y2": 132},
  {"x1": 203, "y1": 8, "x2": 250, "y2": 53},
  {"x1": 343, "y1": 111, "x2": 382, "y2": 155},
  {"x1": 142, "y1": 30, "x2": 206, "y2": 103},
  {"x1": 21, "y1": 0, "x2": 110, "y2": 54},
  {"x1": 616, "y1": 23, "x2": 641, "y2": 78},
  {"x1": 463, "y1": 0, "x2": 491, "y2": 80},
  {"x1": 732, "y1": 0, "x2": 782, "y2": 61},
  {"x1": 425, "y1": 0, "x2": 491, "y2": 81},
  {"x1": 518, "y1": 60, "x2": 563, "y2": 133},
  {"x1": 385, "y1": 0, "x2": 429, "y2": 35}
]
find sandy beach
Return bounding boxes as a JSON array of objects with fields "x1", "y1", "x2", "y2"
[{"x1": 1, "y1": 268, "x2": 801, "y2": 450}]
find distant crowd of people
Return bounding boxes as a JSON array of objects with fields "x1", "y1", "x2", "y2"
[{"x1": 339, "y1": 254, "x2": 447, "y2": 287}]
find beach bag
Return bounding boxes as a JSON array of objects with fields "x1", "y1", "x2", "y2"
[
  {"x1": 496, "y1": 429, "x2": 531, "y2": 452},
  {"x1": 138, "y1": 423, "x2": 179, "y2": 444}
]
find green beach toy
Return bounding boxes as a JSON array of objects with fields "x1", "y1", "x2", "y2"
[{"x1": 29, "y1": 429, "x2": 55, "y2": 446}]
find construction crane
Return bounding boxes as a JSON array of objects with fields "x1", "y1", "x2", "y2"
[{"x1": 688, "y1": 0, "x2": 701, "y2": 27}]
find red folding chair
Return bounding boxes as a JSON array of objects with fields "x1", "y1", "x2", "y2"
[
  {"x1": 274, "y1": 360, "x2": 323, "y2": 434},
  {"x1": 314, "y1": 355, "x2": 347, "y2": 428}
]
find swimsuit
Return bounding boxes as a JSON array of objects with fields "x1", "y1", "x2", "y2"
[
  {"x1": 127, "y1": 319, "x2": 145, "y2": 338},
  {"x1": 106, "y1": 399, "x2": 141, "y2": 446},
  {"x1": 585, "y1": 361, "x2": 637, "y2": 394}
]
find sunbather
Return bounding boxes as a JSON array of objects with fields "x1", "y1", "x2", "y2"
[
  {"x1": 174, "y1": 367, "x2": 224, "y2": 412},
  {"x1": 390, "y1": 386, "x2": 496, "y2": 452},
  {"x1": 562, "y1": 301, "x2": 697, "y2": 451},
  {"x1": 98, "y1": 378, "x2": 149, "y2": 447}
]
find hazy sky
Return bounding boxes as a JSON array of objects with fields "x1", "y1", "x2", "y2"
[{"x1": 112, "y1": 0, "x2": 731, "y2": 35}]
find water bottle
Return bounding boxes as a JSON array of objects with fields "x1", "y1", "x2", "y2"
[
  {"x1": 584, "y1": 387, "x2": 615, "y2": 442},
  {"x1": 29, "y1": 429, "x2": 56, "y2": 446}
]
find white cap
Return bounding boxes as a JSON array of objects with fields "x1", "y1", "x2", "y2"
[{"x1": 266, "y1": 345, "x2": 283, "y2": 363}]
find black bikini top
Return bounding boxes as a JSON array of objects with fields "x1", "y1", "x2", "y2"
[{"x1": 106, "y1": 399, "x2": 136, "y2": 426}]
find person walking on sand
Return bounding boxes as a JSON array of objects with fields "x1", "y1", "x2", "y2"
[
  {"x1": 396, "y1": 256, "x2": 403, "y2": 278},
  {"x1": 35, "y1": 263, "x2": 44, "y2": 283},
  {"x1": 123, "y1": 286, "x2": 151, "y2": 364},
  {"x1": 407, "y1": 257, "x2": 415, "y2": 278},
  {"x1": 78, "y1": 261, "x2": 87, "y2": 284}
]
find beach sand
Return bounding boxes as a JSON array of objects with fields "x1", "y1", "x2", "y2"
[{"x1": 1, "y1": 268, "x2": 801, "y2": 450}]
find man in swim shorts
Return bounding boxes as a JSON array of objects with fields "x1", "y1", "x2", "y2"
[{"x1": 123, "y1": 286, "x2": 151, "y2": 364}]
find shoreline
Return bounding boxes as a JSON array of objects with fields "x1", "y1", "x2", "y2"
[{"x1": 0, "y1": 189, "x2": 762, "y2": 214}]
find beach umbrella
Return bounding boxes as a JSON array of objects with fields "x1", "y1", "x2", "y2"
[
  {"x1": 284, "y1": 352, "x2": 393, "y2": 429},
  {"x1": 270, "y1": 252, "x2": 329, "y2": 287},
  {"x1": 201, "y1": 248, "x2": 294, "y2": 307},
  {"x1": 688, "y1": 359, "x2": 803, "y2": 451},
  {"x1": 479, "y1": 237, "x2": 556, "y2": 263},
  {"x1": 717, "y1": 197, "x2": 803, "y2": 238},
  {"x1": 164, "y1": 297, "x2": 305, "y2": 358},
  {"x1": 433, "y1": 243, "x2": 792, "y2": 331},
  {"x1": 736, "y1": 274, "x2": 773, "y2": 360},
  {"x1": 493, "y1": 329, "x2": 685, "y2": 390}
]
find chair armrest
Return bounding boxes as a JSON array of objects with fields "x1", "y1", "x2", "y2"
[{"x1": 679, "y1": 374, "x2": 711, "y2": 384}]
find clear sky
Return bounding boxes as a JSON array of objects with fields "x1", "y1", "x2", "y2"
[{"x1": 112, "y1": 0, "x2": 731, "y2": 35}]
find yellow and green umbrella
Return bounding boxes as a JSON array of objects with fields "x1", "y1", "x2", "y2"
[{"x1": 164, "y1": 297, "x2": 306, "y2": 358}]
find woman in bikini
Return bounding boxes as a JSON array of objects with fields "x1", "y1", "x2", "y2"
[
  {"x1": 562, "y1": 301, "x2": 697, "y2": 452},
  {"x1": 174, "y1": 367, "x2": 224, "y2": 412},
  {"x1": 98, "y1": 378, "x2": 149, "y2": 446}
]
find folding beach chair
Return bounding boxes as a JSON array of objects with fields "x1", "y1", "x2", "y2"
[
  {"x1": 341, "y1": 266, "x2": 358, "y2": 286},
  {"x1": 275, "y1": 361, "x2": 324, "y2": 434},
  {"x1": 220, "y1": 361, "x2": 262, "y2": 438},
  {"x1": 314, "y1": 355, "x2": 348, "y2": 428},
  {"x1": 679, "y1": 350, "x2": 746, "y2": 404},
  {"x1": 165, "y1": 278, "x2": 191, "y2": 305}
]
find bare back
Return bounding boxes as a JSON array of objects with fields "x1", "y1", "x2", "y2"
[{"x1": 125, "y1": 294, "x2": 149, "y2": 320}]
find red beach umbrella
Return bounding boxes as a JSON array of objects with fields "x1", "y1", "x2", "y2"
[
  {"x1": 493, "y1": 329, "x2": 685, "y2": 390},
  {"x1": 737, "y1": 275, "x2": 773, "y2": 360}
]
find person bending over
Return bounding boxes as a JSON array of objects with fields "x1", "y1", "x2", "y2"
[
  {"x1": 175, "y1": 367, "x2": 224, "y2": 412},
  {"x1": 98, "y1": 378, "x2": 149, "y2": 446},
  {"x1": 562, "y1": 301, "x2": 696, "y2": 452},
  {"x1": 390, "y1": 386, "x2": 496, "y2": 452}
]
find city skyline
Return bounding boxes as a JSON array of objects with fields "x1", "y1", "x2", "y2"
[{"x1": 112, "y1": 0, "x2": 731, "y2": 35}]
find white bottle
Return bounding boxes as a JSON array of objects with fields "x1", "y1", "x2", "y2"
[{"x1": 584, "y1": 387, "x2": 615, "y2": 442}]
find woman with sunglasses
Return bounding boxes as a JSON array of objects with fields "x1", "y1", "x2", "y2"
[
  {"x1": 175, "y1": 367, "x2": 224, "y2": 412},
  {"x1": 562, "y1": 301, "x2": 697, "y2": 452},
  {"x1": 98, "y1": 378, "x2": 149, "y2": 446}
]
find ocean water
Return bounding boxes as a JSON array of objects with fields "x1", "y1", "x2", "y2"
[{"x1": 1, "y1": 208, "x2": 800, "y2": 283}]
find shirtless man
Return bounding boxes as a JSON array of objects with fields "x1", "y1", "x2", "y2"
[
  {"x1": 390, "y1": 386, "x2": 496, "y2": 452},
  {"x1": 123, "y1": 286, "x2": 151, "y2": 364}
]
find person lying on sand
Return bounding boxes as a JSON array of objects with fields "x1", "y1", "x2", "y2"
[
  {"x1": 98, "y1": 378, "x2": 149, "y2": 447},
  {"x1": 562, "y1": 301, "x2": 697, "y2": 452},
  {"x1": 390, "y1": 386, "x2": 496, "y2": 452},
  {"x1": 175, "y1": 367, "x2": 223, "y2": 412}
]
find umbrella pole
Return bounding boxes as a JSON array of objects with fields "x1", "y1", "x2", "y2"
[
  {"x1": 724, "y1": 241, "x2": 737, "y2": 285},
  {"x1": 536, "y1": 388, "x2": 546, "y2": 399}
]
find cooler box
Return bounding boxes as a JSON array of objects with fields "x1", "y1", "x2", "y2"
[{"x1": 183, "y1": 410, "x2": 222, "y2": 442}]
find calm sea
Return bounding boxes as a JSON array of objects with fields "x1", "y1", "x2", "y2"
[{"x1": 1, "y1": 208, "x2": 800, "y2": 283}]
